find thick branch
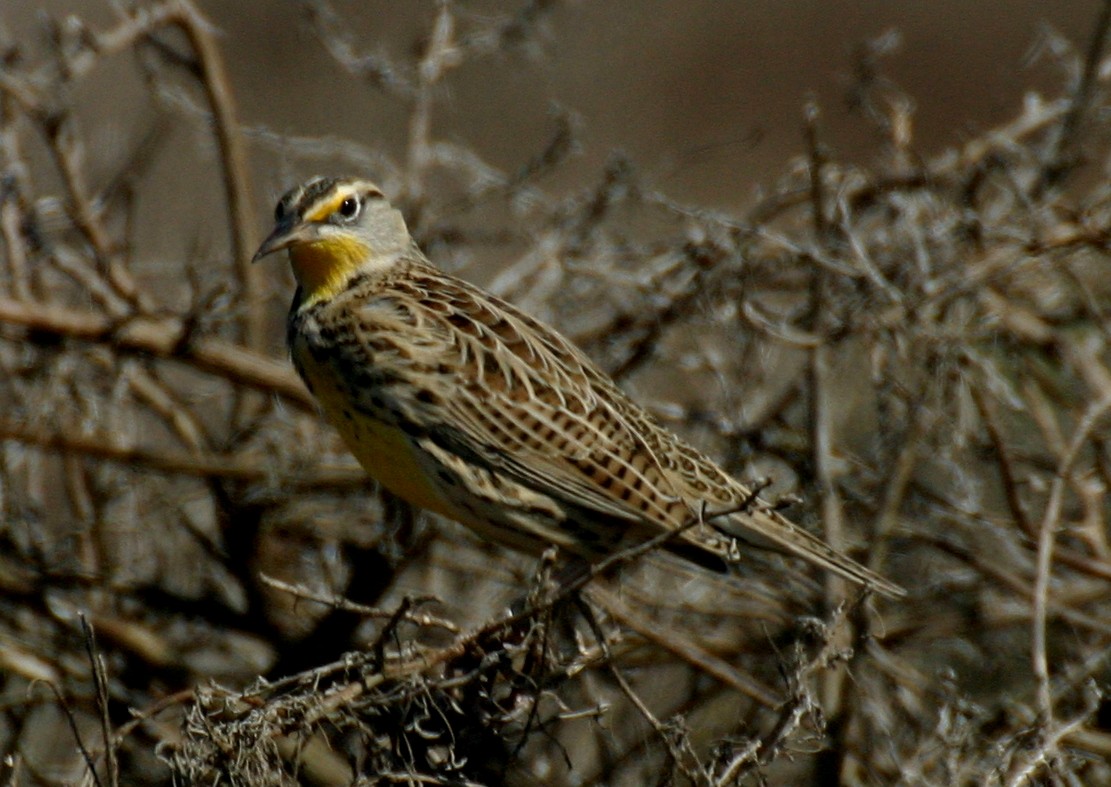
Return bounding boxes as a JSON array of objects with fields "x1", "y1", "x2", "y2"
[{"x1": 0, "y1": 296, "x2": 309, "y2": 408}]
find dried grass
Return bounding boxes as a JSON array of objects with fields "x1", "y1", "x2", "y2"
[{"x1": 1, "y1": 2, "x2": 1110, "y2": 784}]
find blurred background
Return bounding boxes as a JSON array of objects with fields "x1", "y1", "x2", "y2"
[
  {"x1": 3, "y1": 1, "x2": 1101, "y2": 280},
  {"x1": 1, "y1": 1, "x2": 1109, "y2": 785}
]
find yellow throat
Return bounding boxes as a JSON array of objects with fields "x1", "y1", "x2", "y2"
[{"x1": 290, "y1": 235, "x2": 369, "y2": 305}]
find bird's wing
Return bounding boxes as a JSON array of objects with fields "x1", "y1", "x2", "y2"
[
  {"x1": 357, "y1": 272, "x2": 905, "y2": 597},
  {"x1": 407, "y1": 275, "x2": 697, "y2": 532}
]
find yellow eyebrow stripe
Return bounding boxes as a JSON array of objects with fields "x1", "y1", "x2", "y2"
[{"x1": 304, "y1": 190, "x2": 353, "y2": 223}]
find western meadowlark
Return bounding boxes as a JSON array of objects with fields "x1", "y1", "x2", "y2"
[{"x1": 254, "y1": 176, "x2": 904, "y2": 599}]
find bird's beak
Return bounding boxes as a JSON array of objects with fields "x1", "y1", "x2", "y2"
[{"x1": 252, "y1": 221, "x2": 311, "y2": 263}]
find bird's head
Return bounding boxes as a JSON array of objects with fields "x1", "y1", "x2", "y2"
[{"x1": 253, "y1": 176, "x2": 412, "y2": 304}]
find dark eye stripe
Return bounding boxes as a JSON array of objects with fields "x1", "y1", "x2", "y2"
[
  {"x1": 273, "y1": 178, "x2": 384, "y2": 225},
  {"x1": 298, "y1": 177, "x2": 343, "y2": 211}
]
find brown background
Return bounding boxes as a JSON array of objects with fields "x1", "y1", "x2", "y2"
[
  {"x1": 2, "y1": 1, "x2": 1109, "y2": 784},
  {"x1": 5, "y1": 1, "x2": 1101, "y2": 271}
]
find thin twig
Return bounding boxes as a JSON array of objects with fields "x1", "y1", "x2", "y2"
[
  {"x1": 606, "y1": 660, "x2": 707, "y2": 785},
  {"x1": 258, "y1": 574, "x2": 458, "y2": 633},
  {"x1": 43, "y1": 682, "x2": 103, "y2": 787},
  {"x1": 0, "y1": 418, "x2": 365, "y2": 488},
  {"x1": 1037, "y1": 0, "x2": 1111, "y2": 191},
  {"x1": 1031, "y1": 394, "x2": 1111, "y2": 720},
  {"x1": 79, "y1": 615, "x2": 118, "y2": 787},
  {"x1": 165, "y1": 0, "x2": 259, "y2": 346}
]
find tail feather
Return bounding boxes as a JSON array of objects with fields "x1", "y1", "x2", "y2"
[{"x1": 689, "y1": 505, "x2": 906, "y2": 599}]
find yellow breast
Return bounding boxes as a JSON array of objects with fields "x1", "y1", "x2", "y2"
[
  {"x1": 336, "y1": 406, "x2": 455, "y2": 517},
  {"x1": 294, "y1": 343, "x2": 458, "y2": 520}
]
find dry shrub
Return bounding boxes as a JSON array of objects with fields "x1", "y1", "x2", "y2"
[{"x1": 0, "y1": 2, "x2": 1109, "y2": 785}]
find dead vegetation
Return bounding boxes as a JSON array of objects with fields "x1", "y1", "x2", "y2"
[{"x1": 1, "y1": 1, "x2": 1111, "y2": 784}]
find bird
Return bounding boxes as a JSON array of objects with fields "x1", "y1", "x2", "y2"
[{"x1": 253, "y1": 175, "x2": 905, "y2": 599}]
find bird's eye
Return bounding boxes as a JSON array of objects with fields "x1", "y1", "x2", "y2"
[
  {"x1": 274, "y1": 200, "x2": 286, "y2": 223},
  {"x1": 338, "y1": 196, "x2": 360, "y2": 219}
]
